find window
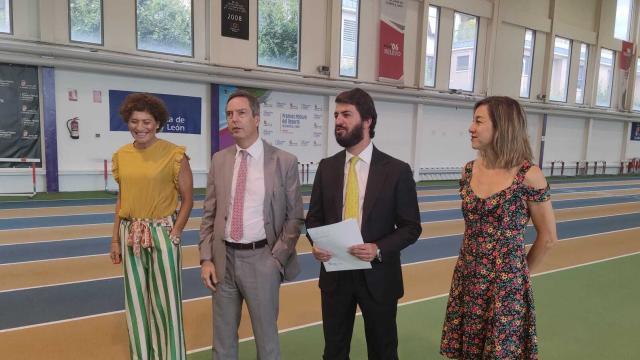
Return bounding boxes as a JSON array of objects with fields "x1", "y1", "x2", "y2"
[
  {"x1": 614, "y1": 0, "x2": 632, "y2": 41},
  {"x1": 456, "y1": 55, "x2": 469, "y2": 71},
  {"x1": 449, "y1": 12, "x2": 477, "y2": 91},
  {"x1": 596, "y1": 48, "x2": 615, "y2": 107},
  {"x1": 633, "y1": 58, "x2": 640, "y2": 110},
  {"x1": 424, "y1": 5, "x2": 439, "y2": 87},
  {"x1": 258, "y1": 0, "x2": 300, "y2": 70},
  {"x1": 340, "y1": 0, "x2": 359, "y2": 77},
  {"x1": 69, "y1": 0, "x2": 103, "y2": 44},
  {"x1": 520, "y1": 29, "x2": 535, "y2": 98},
  {"x1": 549, "y1": 37, "x2": 571, "y2": 102},
  {"x1": 0, "y1": 0, "x2": 11, "y2": 34},
  {"x1": 576, "y1": 43, "x2": 589, "y2": 104},
  {"x1": 136, "y1": 0, "x2": 193, "y2": 57}
]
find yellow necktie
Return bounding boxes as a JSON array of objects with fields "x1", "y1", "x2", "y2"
[{"x1": 344, "y1": 156, "x2": 360, "y2": 220}]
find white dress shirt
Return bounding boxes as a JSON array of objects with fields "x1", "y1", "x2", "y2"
[
  {"x1": 225, "y1": 139, "x2": 267, "y2": 243},
  {"x1": 342, "y1": 141, "x2": 373, "y2": 228}
]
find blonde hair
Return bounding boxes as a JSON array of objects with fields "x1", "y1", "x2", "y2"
[{"x1": 474, "y1": 96, "x2": 533, "y2": 169}]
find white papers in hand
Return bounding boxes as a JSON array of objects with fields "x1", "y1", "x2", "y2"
[{"x1": 306, "y1": 219, "x2": 372, "y2": 272}]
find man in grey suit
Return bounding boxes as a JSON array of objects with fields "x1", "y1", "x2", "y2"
[{"x1": 199, "y1": 90, "x2": 304, "y2": 360}]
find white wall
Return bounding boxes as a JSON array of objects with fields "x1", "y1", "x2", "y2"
[
  {"x1": 373, "y1": 101, "x2": 415, "y2": 162},
  {"x1": 418, "y1": 104, "x2": 476, "y2": 168},
  {"x1": 54, "y1": 69, "x2": 210, "y2": 191},
  {"x1": 628, "y1": 137, "x2": 640, "y2": 158},
  {"x1": 586, "y1": 119, "x2": 624, "y2": 161},
  {"x1": 526, "y1": 113, "x2": 543, "y2": 164},
  {"x1": 543, "y1": 115, "x2": 587, "y2": 162}
]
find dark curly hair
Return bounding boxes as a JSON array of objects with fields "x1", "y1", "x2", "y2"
[{"x1": 119, "y1": 93, "x2": 169, "y2": 131}]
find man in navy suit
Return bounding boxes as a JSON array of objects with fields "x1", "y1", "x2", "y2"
[{"x1": 306, "y1": 88, "x2": 421, "y2": 360}]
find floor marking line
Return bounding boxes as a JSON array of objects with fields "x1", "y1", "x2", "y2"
[
  {"x1": 2, "y1": 201, "x2": 639, "y2": 247},
  {"x1": 2, "y1": 237, "x2": 639, "y2": 334},
  {"x1": 223, "y1": 252, "x2": 640, "y2": 347}
]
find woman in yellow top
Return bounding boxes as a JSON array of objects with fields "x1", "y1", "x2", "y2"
[{"x1": 110, "y1": 93, "x2": 193, "y2": 360}]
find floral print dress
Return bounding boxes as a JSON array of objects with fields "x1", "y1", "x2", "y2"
[{"x1": 440, "y1": 160, "x2": 550, "y2": 359}]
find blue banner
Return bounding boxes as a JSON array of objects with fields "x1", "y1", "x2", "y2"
[
  {"x1": 109, "y1": 90, "x2": 201, "y2": 134},
  {"x1": 632, "y1": 122, "x2": 640, "y2": 141}
]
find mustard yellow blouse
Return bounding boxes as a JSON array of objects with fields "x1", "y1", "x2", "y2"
[{"x1": 112, "y1": 139, "x2": 186, "y2": 219}]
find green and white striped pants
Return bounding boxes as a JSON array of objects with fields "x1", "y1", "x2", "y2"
[{"x1": 120, "y1": 218, "x2": 186, "y2": 360}]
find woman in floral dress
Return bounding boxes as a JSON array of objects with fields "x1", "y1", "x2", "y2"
[{"x1": 440, "y1": 96, "x2": 558, "y2": 359}]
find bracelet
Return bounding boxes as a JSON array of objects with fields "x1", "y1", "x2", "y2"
[{"x1": 169, "y1": 234, "x2": 181, "y2": 245}]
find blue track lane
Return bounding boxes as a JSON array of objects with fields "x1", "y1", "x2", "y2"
[
  {"x1": 0, "y1": 180, "x2": 638, "y2": 210},
  {"x1": 2, "y1": 194, "x2": 640, "y2": 264},
  {"x1": 2, "y1": 186, "x2": 640, "y2": 230},
  {"x1": 1, "y1": 212, "x2": 639, "y2": 330}
]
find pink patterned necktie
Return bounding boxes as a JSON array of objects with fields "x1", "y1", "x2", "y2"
[{"x1": 230, "y1": 150, "x2": 248, "y2": 241}]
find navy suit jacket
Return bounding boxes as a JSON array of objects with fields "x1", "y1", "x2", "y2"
[{"x1": 305, "y1": 146, "x2": 421, "y2": 302}]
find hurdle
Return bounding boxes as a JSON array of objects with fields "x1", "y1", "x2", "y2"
[{"x1": 0, "y1": 158, "x2": 39, "y2": 198}]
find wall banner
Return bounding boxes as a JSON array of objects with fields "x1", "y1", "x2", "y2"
[
  {"x1": 378, "y1": 0, "x2": 406, "y2": 82},
  {"x1": 222, "y1": 0, "x2": 249, "y2": 40},
  {"x1": 213, "y1": 84, "x2": 325, "y2": 163},
  {"x1": 617, "y1": 41, "x2": 634, "y2": 110},
  {"x1": 0, "y1": 63, "x2": 41, "y2": 167},
  {"x1": 109, "y1": 90, "x2": 202, "y2": 134}
]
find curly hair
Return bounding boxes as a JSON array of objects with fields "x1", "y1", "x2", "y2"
[{"x1": 119, "y1": 93, "x2": 169, "y2": 131}]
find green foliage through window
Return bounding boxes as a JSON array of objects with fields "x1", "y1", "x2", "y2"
[
  {"x1": 136, "y1": 0, "x2": 193, "y2": 57},
  {"x1": 70, "y1": 0, "x2": 102, "y2": 44},
  {"x1": 258, "y1": 0, "x2": 300, "y2": 70}
]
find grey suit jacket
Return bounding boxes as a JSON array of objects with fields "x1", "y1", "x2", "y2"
[{"x1": 199, "y1": 139, "x2": 304, "y2": 281}]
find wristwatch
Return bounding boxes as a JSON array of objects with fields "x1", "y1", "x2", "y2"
[{"x1": 375, "y1": 248, "x2": 382, "y2": 262}]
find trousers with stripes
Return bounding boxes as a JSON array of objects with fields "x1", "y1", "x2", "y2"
[{"x1": 120, "y1": 219, "x2": 186, "y2": 360}]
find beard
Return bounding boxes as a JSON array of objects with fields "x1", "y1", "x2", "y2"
[{"x1": 335, "y1": 121, "x2": 364, "y2": 148}]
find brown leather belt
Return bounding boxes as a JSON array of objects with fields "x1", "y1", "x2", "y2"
[{"x1": 224, "y1": 239, "x2": 268, "y2": 250}]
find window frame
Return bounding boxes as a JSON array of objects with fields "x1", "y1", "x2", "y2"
[
  {"x1": 632, "y1": 57, "x2": 640, "y2": 111},
  {"x1": 134, "y1": 0, "x2": 195, "y2": 58},
  {"x1": 549, "y1": 36, "x2": 572, "y2": 103},
  {"x1": 614, "y1": 0, "x2": 633, "y2": 41},
  {"x1": 0, "y1": 0, "x2": 13, "y2": 35},
  {"x1": 448, "y1": 10, "x2": 479, "y2": 92},
  {"x1": 595, "y1": 47, "x2": 616, "y2": 108},
  {"x1": 68, "y1": 0, "x2": 104, "y2": 46},
  {"x1": 575, "y1": 43, "x2": 589, "y2": 105},
  {"x1": 423, "y1": 5, "x2": 440, "y2": 88},
  {"x1": 519, "y1": 28, "x2": 535, "y2": 99},
  {"x1": 339, "y1": 0, "x2": 361, "y2": 78},
  {"x1": 257, "y1": 0, "x2": 302, "y2": 71}
]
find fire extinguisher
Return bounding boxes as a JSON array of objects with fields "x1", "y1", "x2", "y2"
[{"x1": 67, "y1": 117, "x2": 79, "y2": 139}]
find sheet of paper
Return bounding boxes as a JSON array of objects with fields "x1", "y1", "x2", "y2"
[{"x1": 306, "y1": 219, "x2": 372, "y2": 272}]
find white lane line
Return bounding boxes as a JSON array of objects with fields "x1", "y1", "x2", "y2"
[
  {"x1": 0, "y1": 235, "x2": 110, "y2": 247},
  {"x1": 0, "y1": 212, "x2": 112, "y2": 220},
  {"x1": 422, "y1": 196, "x2": 640, "y2": 212},
  {"x1": 2, "y1": 208, "x2": 639, "y2": 267},
  {"x1": 1, "y1": 244, "x2": 638, "y2": 334},
  {"x1": 0, "y1": 310, "x2": 125, "y2": 334},
  {"x1": 3, "y1": 198, "x2": 640, "y2": 247},
  {"x1": 223, "y1": 251, "x2": 640, "y2": 347},
  {"x1": 0, "y1": 222, "x2": 112, "y2": 233},
  {"x1": 2, "y1": 183, "x2": 639, "y2": 219},
  {"x1": 2, "y1": 224, "x2": 639, "y2": 297}
]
